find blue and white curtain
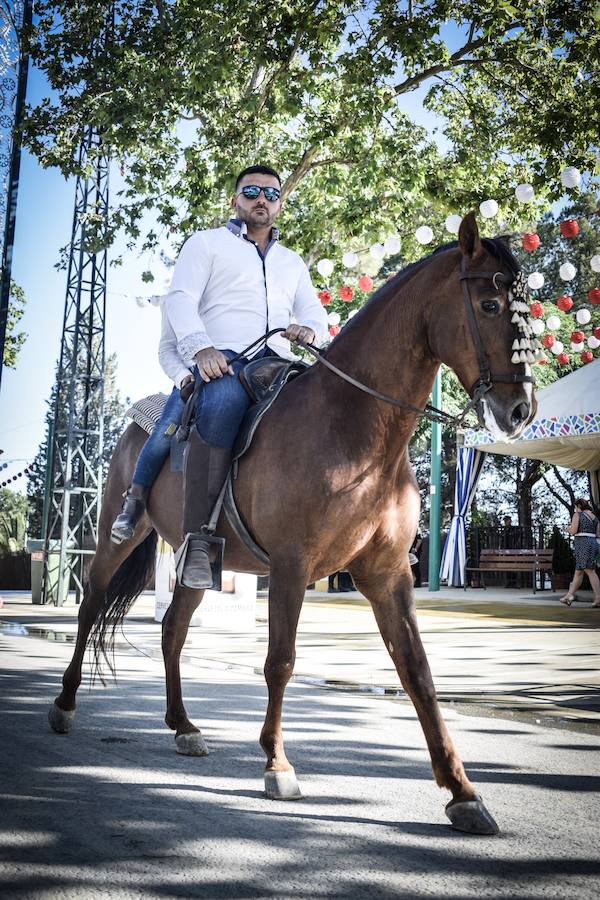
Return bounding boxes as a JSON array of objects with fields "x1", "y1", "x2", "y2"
[{"x1": 440, "y1": 446, "x2": 486, "y2": 587}]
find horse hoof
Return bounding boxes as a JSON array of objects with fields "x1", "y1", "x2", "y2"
[
  {"x1": 175, "y1": 731, "x2": 209, "y2": 756},
  {"x1": 445, "y1": 796, "x2": 499, "y2": 835},
  {"x1": 264, "y1": 768, "x2": 302, "y2": 800},
  {"x1": 48, "y1": 702, "x2": 75, "y2": 734}
]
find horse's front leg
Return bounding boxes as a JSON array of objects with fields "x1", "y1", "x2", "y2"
[
  {"x1": 259, "y1": 561, "x2": 305, "y2": 800},
  {"x1": 351, "y1": 561, "x2": 499, "y2": 835},
  {"x1": 162, "y1": 583, "x2": 208, "y2": 756}
]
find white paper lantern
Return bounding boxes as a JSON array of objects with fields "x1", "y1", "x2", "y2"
[
  {"x1": 327, "y1": 311, "x2": 340, "y2": 326},
  {"x1": 415, "y1": 225, "x2": 433, "y2": 245},
  {"x1": 317, "y1": 258, "x2": 334, "y2": 278},
  {"x1": 559, "y1": 261, "x2": 577, "y2": 281},
  {"x1": 546, "y1": 315, "x2": 561, "y2": 331},
  {"x1": 135, "y1": 296, "x2": 147, "y2": 307},
  {"x1": 551, "y1": 340, "x2": 564, "y2": 355},
  {"x1": 588, "y1": 335, "x2": 600, "y2": 350},
  {"x1": 527, "y1": 272, "x2": 545, "y2": 290},
  {"x1": 531, "y1": 319, "x2": 545, "y2": 336},
  {"x1": 445, "y1": 214, "x2": 462, "y2": 235},
  {"x1": 383, "y1": 235, "x2": 401, "y2": 254},
  {"x1": 515, "y1": 183, "x2": 534, "y2": 203},
  {"x1": 479, "y1": 199, "x2": 498, "y2": 218},
  {"x1": 590, "y1": 254, "x2": 600, "y2": 273},
  {"x1": 575, "y1": 308, "x2": 592, "y2": 325},
  {"x1": 560, "y1": 166, "x2": 581, "y2": 189},
  {"x1": 571, "y1": 341, "x2": 584, "y2": 352},
  {"x1": 348, "y1": 308, "x2": 359, "y2": 319},
  {"x1": 342, "y1": 251, "x2": 359, "y2": 268},
  {"x1": 369, "y1": 242, "x2": 385, "y2": 260}
]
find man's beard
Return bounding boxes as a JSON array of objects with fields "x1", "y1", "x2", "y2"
[{"x1": 237, "y1": 205, "x2": 276, "y2": 228}]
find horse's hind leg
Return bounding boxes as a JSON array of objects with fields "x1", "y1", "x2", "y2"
[
  {"x1": 259, "y1": 562, "x2": 305, "y2": 800},
  {"x1": 161, "y1": 584, "x2": 208, "y2": 756},
  {"x1": 49, "y1": 536, "x2": 148, "y2": 734},
  {"x1": 351, "y1": 563, "x2": 499, "y2": 835}
]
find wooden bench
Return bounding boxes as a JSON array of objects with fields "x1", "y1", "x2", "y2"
[{"x1": 465, "y1": 548, "x2": 554, "y2": 592}]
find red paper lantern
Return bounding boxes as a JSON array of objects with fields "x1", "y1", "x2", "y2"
[
  {"x1": 570, "y1": 330, "x2": 585, "y2": 344},
  {"x1": 588, "y1": 288, "x2": 600, "y2": 305},
  {"x1": 529, "y1": 301, "x2": 544, "y2": 318},
  {"x1": 557, "y1": 352, "x2": 570, "y2": 365},
  {"x1": 581, "y1": 350, "x2": 593, "y2": 364},
  {"x1": 556, "y1": 294, "x2": 573, "y2": 312},
  {"x1": 559, "y1": 219, "x2": 579, "y2": 238},
  {"x1": 358, "y1": 275, "x2": 374, "y2": 293},
  {"x1": 536, "y1": 356, "x2": 547, "y2": 365},
  {"x1": 318, "y1": 290, "x2": 332, "y2": 306},
  {"x1": 542, "y1": 334, "x2": 555, "y2": 349},
  {"x1": 594, "y1": 327, "x2": 600, "y2": 340},
  {"x1": 329, "y1": 325, "x2": 341, "y2": 337},
  {"x1": 522, "y1": 232, "x2": 540, "y2": 252},
  {"x1": 339, "y1": 285, "x2": 354, "y2": 302}
]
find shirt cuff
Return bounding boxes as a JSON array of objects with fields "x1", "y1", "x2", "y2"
[{"x1": 177, "y1": 331, "x2": 213, "y2": 363}]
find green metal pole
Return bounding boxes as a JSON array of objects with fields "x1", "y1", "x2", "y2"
[{"x1": 428, "y1": 369, "x2": 442, "y2": 591}]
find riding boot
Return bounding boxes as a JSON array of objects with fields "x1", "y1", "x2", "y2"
[
  {"x1": 179, "y1": 429, "x2": 231, "y2": 589},
  {"x1": 110, "y1": 483, "x2": 149, "y2": 544}
]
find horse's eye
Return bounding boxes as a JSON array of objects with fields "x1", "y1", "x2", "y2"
[{"x1": 481, "y1": 298, "x2": 500, "y2": 315}]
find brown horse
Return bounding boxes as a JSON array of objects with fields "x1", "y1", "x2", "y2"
[{"x1": 48, "y1": 214, "x2": 536, "y2": 834}]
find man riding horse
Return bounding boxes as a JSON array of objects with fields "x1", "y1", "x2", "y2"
[{"x1": 112, "y1": 164, "x2": 327, "y2": 588}]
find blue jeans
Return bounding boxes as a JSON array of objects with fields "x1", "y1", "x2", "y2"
[
  {"x1": 132, "y1": 386, "x2": 186, "y2": 487},
  {"x1": 195, "y1": 347, "x2": 273, "y2": 448}
]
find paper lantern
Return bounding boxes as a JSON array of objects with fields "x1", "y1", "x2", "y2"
[
  {"x1": 342, "y1": 251, "x2": 359, "y2": 268},
  {"x1": 575, "y1": 308, "x2": 591, "y2": 325},
  {"x1": 546, "y1": 315, "x2": 561, "y2": 331},
  {"x1": 559, "y1": 262, "x2": 576, "y2": 281},
  {"x1": 479, "y1": 199, "x2": 498, "y2": 218},
  {"x1": 536, "y1": 356, "x2": 547, "y2": 365},
  {"x1": 522, "y1": 233, "x2": 540, "y2": 252},
  {"x1": 594, "y1": 327, "x2": 600, "y2": 340},
  {"x1": 590, "y1": 255, "x2": 600, "y2": 273},
  {"x1": 329, "y1": 325, "x2": 341, "y2": 337},
  {"x1": 339, "y1": 285, "x2": 354, "y2": 302},
  {"x1": 370, "y1": 242, "x2": 385, "y2": 260},
  {"x1": 551, "y1": 340, "x2": 564, "y2": 355},
  {"x1": 358, "y1": 275, "x2": 374, "y2": 293},
  {"x1": 556, "y1": 295, "x2": 573, "y2": 312},
  {"x1": 515, "y1": 183, "x2": 534, "y2": 203},
  {"x1": 588, "y1": 288, "x2": 600, "y2": 304},
  {"x1": 445, "y1": 214, "x2": 462, "y2": 234},
  {"x1": 384, "y1": 236, "x2": 401, "y2": 254},
  {"x1": 135, "y1": 296, "x2": 147, "y2": 307},
  {"x1": 557, "y1": 352, "x2": 569, "y2": 365},
  {"x1": 571, "y1": 341, "x2": 584, "y2": 352},
  {"x1": 317, "y1": 258, "x2": 334, "y2": 277},
  {"x1": 529, "y1": 301, "x2": 544, "y2": 318},
  {"x1": 149, "y1": 294, "x2": 162, "y2": 307},
  {"x1": 327, "y1": 311, "x2": 341, "y2": 326},
  {"x1": 581, "y1": 350, "x2": 593, "y2": 364},
  {"x1": 588, "y1": 335, "x2": 600, "y2": 350},
  {"x1": 415, "y1": 225, "x2": 433, "y2": 245},
  {"x1": 527, "y1": 272, "x2": 544, "y2": 290},
  {"x1": 531, "y1": 319, "x2": 545, "y2": 336},
  {"x1": 560, "y1": 166, "x2": 581, "y2": 189},
  {"x1": 318, "y1": 290, "x2": 332, "y2": 306},
  {"x1": 559, "y1": 219, "x2": 579, "y2": 238},
  {"x1": 348, "y1": 308, "x2": 359, "y2": 319},
  {"x1": 542, "y1": 334, "x2": 555, "y2": 349}
]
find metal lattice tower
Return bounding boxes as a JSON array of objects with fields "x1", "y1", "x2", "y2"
[{"x1": 42, "y1": 128, "x2": 109, "y2": 604}]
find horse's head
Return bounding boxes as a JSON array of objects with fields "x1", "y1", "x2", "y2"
[{"x1": 428, "y1": 213, "x2": 537, "y2": 441}]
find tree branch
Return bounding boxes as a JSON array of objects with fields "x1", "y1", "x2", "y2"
[{"x1": 541, "y1": 473, "x2": 572, "y2": 515}]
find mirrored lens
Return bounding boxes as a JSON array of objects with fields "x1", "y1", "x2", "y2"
[{"x1": 241, "y1": 185, "x2": 261, "y2": 199}]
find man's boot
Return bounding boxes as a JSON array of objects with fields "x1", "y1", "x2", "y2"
[
  {"x1": 110, "y1": 483, "x2": 149, "y2": 544},
  {"x1": 179, "y1": 429, "x2": 231, "y2": 589}
]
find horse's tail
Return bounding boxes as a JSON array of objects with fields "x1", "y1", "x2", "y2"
[{"x1": 90, "y1": 529, "x2": 158, "y2": 683}]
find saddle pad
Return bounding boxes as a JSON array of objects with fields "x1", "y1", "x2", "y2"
[{"x1": 125, "y1": 393, "x2": 168, "y2": 435}]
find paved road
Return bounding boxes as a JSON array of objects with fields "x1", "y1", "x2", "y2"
[{"x1": 1, "y1": 594, "x2": 599, "y2": 898}]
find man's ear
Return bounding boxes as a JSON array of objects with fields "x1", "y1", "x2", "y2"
[
  {"x1": 458, "y1": 212, "x2": 484, "y2": 261},
  {"x1": 230, "y1": 195, "x2": 237, "y2": 211}
]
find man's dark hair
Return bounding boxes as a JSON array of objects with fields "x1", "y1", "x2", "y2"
[{"x1": 235, "y1": 165, "x2": 281, "y2": 191}]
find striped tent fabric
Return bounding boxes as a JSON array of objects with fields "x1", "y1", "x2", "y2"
[{"x1": 440, "y1": 446, "x2": 486, "y2": 587}]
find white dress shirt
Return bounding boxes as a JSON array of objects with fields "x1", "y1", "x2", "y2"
[
  {"x1": 164, "y1": 220, "x2": 328, "y2": 362},
  {"x1": 157, "y1": 298, "x2": 194, "y2": 388}
]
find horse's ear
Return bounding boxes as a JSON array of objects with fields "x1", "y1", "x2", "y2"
[{"x1": 458, "y1": 212, "x2": 483, "y2": 260}]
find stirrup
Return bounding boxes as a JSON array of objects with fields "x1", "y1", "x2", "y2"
[{"x1": 174, "y1": 532, "x2": 225, "y2": 591}]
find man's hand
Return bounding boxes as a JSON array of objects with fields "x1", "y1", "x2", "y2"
[
  {"x1": 281, "y1": 325, "x2": 316, "y2": 345},
  {"x1": 194, "y1": 347, "x2": 234, "y2": 383}
]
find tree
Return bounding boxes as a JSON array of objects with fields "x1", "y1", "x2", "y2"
[
  {"x1": 27, "y1": 352, "x2": 129, "y2": 538},
  {"x1": 2, "y1": 281, "x2": 27, "y2": 369},
  {"x1": 22, "y1": 1, "x2": 599, "y2": 270},
  {"x1": 0, "y1": 489, "x2": 27, "y2": 554}
]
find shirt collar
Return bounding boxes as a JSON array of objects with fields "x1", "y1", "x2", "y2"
[{"x1": 227, "y1": 218, "x2": 280, "y2": 242}]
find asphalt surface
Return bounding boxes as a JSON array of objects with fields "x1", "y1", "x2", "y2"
[{"x1": 1, "y1": 591, "x2": 599, "y2": 898}]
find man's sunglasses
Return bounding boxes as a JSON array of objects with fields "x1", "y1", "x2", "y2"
[{"x1": 237, "y1": 184, "x2": 281, "y2": 202}]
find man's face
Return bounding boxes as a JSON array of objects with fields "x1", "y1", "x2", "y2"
[{"x1": 232, "y1": 173, "x2": 282, "y2": 230}]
